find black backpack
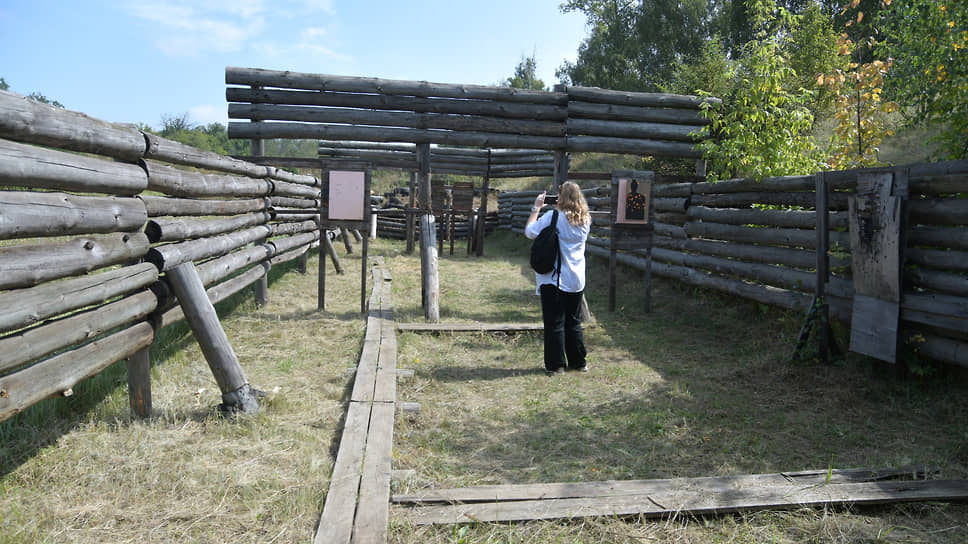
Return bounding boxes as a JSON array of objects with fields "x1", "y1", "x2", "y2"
[{"x1": 529, "y1": 209, "x2": 561, "y2": 275}]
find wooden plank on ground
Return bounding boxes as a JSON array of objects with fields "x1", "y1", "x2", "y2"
[
  {"x1": 315, "y1": 401, "x2": 373, "y2": 544},
  {"x1": 394, "y1": 479, "x2": 968, "y2": 525},
  {"x1": 397, "y1": 322, "x2": 544, "y2": 333},
  {"x1": 352, "y1": 402, "x2": 396, "y2": 544},
  {"x1": 372, "y1": 305, "x2": 397, "y2": 403},
  {"x1": 392, "y1": 467, "x2": 936, "y2": 505}
]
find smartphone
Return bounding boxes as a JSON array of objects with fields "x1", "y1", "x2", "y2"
[{"x1": 545, "y1": 194, "x2": 558, "y2": 205}]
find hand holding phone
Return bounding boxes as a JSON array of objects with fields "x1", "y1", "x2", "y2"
[{"x1": 545, "y1": 194, "x2": 558, "y2": 205}]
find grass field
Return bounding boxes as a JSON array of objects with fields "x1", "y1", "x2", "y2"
[{"x1": 1, "y1": 231, "x2": 966, "y2": 543}]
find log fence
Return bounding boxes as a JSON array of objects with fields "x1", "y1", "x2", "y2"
[
  {"x1": 0, "y1": 89, "x2": 326, "y2": 422},
  {"x1": 499, "y1": 162, "x2": 968, "y2": 368}
]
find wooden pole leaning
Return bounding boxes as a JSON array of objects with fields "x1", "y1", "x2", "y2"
[
  {"x1": 166, "y1": 261, "x2": 260, "y2": 413},
  {"x1": 126, "y1": 347, "x2": 151, "y2": 418},
  {"x1": 406, "y1": 172, "x2": 416, "y2": 254}
]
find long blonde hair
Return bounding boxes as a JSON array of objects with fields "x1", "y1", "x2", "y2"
[{"x1": 557, "y1": 181, "x2": 590, "y2": 227}]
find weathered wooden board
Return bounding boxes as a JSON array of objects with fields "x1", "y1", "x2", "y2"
[
  {"x1": 395, "y1": 479, "x2": 968, "y2": 525},
  {"x1": 352, "y1": 403, "x2": 395, "y2": 544},
  {"x1": 393, "y1": 467, "x2": 935, "y2": 504},
  {"x1": 314, "y1": 401, "x2": 373, "y2": 544},
  {"x1": 396, "y1": 322, "x2": 544, "y2": 333}
]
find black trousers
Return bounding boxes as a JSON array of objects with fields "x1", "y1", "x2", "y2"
[{"x1": 539, "y1": 284, "x2": 587, "y2": 371}]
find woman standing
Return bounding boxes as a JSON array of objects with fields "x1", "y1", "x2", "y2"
[{"x1": 524, "y1": 181, "x2": 591, "y2": 375}]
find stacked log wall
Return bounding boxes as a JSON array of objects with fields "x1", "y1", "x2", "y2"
[
  {"x1": 498, "y1": 162, "x2": 968, "y2": 368},
  {"x1": 0, "y1": 89, "x2": 320, "y2": 422}
]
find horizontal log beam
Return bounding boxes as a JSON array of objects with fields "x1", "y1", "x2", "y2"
[
  {"x1": 226, "y1": 67, "x2": 567, "y2": 105},
  {"x1": 0, "y1": 290, "x2": 157, "y2": 374},
  {"x1": 270, "y1": 220, "x2": 319, "y2": 237},
  {"x1": 908, "y1": 225, "x2": 968, "y2": 251},
  {"x1": 691, "y1": 191, "x2": 849, "y2": 210},
  {"x1": 0, "y1": 262, "x2": 158, "y2": 334},
  {"x1": 0, "y1": 232, "x2": 150, "y2": 290},
  {"x1": 0, "y1": 138, "x2": 147, "y2": 195},
  {"x1": 144, "y1": 133, "x2": 268, "y2": 177},
  {"x1": 0, "y1": 321, "x2": 154, "y2": 424},
  {"x1": 566, "y1": 135, "x2": 701, "y2": 157},
  {"x1": 145, "y1": 212, "x2": 271, "y2": 243},
  {"x1": 266, "y1": 166, "x2": 318, "y2": 186},
  {"x1": 685, "y1": 221, "x2": 849, "y2": 250},
  {"x1": 145, "y1": 161, "x2": 272, "y2": 198},
  {"x1": 567, "y1": 100, "x2": 709, "y2": 125},
  {"x1": 269, "y1": 231, "x2": 319, "y2": 254},
  {"x1": 146, "y1": 225, "x2": 272, "y2": 271},
  {"x1": 195, "y1": 245, "x2": 271, "y2": 287},
  {"x1": 0, "y1": 192, "x2": 147, "y2": 239},
  {"x1": 272, "y1": 178, "x2": 321, "y2": 199},
  {"x1": 566, "y1": 118, "x2": 702, "y2": 142},
  {"x1": 566, "y1": 85, "x2": 721, "y2": 109},
  {"x1": 0, "y1": 89, "x2": 146, "y2": 161},
  {"x1": 908, "y1": 198, "x2": 968, "y2": 225},
  {"x1": 230, "y1": 104, "x2": 564, "y2": 137},
  {"x1": 229, "y1": 122, "x2": 566, "y2": 150},
  {"x1": 687, "y1": 206, "x2": 850, "y2": 229},
  {"x1": 227, "y1": 87, "x2": 568, "y2": 120},
  {"x1": 140, "y1": 195, "x2": 269, "y2": 217}
]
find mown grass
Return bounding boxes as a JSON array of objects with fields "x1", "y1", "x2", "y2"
[{"x1": 1, "y1": 231, "x2": 965, "y2": 543}]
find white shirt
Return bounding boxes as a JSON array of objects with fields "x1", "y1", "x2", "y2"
[{"x1": 525, "y1": 209, "x2": 590, "y2": 295}]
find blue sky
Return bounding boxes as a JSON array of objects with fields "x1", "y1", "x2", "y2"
[{"x1": 1, "y1": 1, "x2": 587, "y2": 130}]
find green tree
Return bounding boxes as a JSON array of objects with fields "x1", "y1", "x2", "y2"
[
  {"x1": 879, "y1": 0, "x2": 968, "y2": 159},
  {"x1": 0, "y1": 78, "x2": 8, "y2": 91},
  {"x1": 505, "y1": 53, "x2": 547, "y2": 90},
  {"x1": 698, "y1": 0, "x2": 821, "y2": 180}
]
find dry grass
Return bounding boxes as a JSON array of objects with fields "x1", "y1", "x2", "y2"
[{"x1": 1, "y1": 231, "x2": 966, "y2": 544}]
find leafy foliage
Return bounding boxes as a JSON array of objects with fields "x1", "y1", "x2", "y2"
[
  {"x1": 879, "y1": 0, "x2": 968, "y2": 159},
  {"x1": 152, "y1": 113, "x2": 249, "y2": 156},
  {"x1": 698, "y1": 2, "x2": 821, "y2": 180},
  {"x1": 505, "y1": 53, "x2": 547, "y2": 90}
]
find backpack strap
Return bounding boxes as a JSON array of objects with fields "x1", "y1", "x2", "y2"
[{"x1": 552, "y1": 210, "x2": 561, "y2": 288}]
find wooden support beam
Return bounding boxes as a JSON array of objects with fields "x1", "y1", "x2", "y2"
[{"x1": 165, "y1": 261, "x2": 259, "y2": 413}]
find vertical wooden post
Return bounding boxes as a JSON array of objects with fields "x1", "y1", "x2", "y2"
[
  {"x1": 298, "y1": 250, "x2": 308, "y2": 274},
  {"x1": 553, "y1": 151, "x2": 569, "y2": 192},
  {"x1": 417, "y1": 143, "x2": 439, "y2": 322},
  {"x1": 406, "y1": 172, "x2": 416, "y2": 254},
  {"x1": 127, "y1": 346, "x2": 151, "y2": 418},
  {"x1": 251, "y1": 101, "x2": 268, "y2": 307},
  {"x1": 167, "y1": 262, "x2": 259, "y2": 413},
  {"x1": 318, "y1": 174, "x2": 327, "y2": 311},
  {"x1": 476, "y1": 162, "x2": 490, "y2": 257}
]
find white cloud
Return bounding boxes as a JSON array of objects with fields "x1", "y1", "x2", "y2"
[{"x1": 125, "y1": 0, "x2": 334, "y2": 58}]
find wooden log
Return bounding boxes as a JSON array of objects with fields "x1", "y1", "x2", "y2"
[
  {"x1": 906, "y1": 248, "x2": 968, "y2": 272},
  {"x1": 144, "y1": 133, "x2": 268, "y2": 178},
  {"x1": 230, "y1": 103, "x2": 564, "y2": 137},
  {"x1": 146, "y1": 225, "x2": 272, "y2": 271},
  {"x1": 566, "y1": 85, "x2": 721, "y2": 109},
  {"x1": 140, "y1": 195, "x2": 268, "y2": 217},
  {"x1": 323, "y1": 233, "x2": 344, "y2": 274},
  {"x1": 906, "y1": 267, "x2": 968, "y2": 297},
  {"x1": 659, "y1": 235, "x2": 848, "y2": 271},
  {"x1": 271, "y1": 178, "x2": 321, "y2": 199},
  {"x1": 0, "y1": 290, "x2": 158, "y2": 374},
  {"x1": 196, "y1": 245, "x2": 271, "y2": 286},
  {"x1": 165, "y1": 261, "x2": 257, "y2": 413},
  {"x1": 269, "y1": 231, "x2": 319, "y2": 255},
  {"x1": 653, "y1": 182, "x2": 693, "y2": 197},
  {"x1": 270, "y1": 219, "x2": 319, "y2": 237},
  {"x1": 0, "y1": 232, "x2": 150, "y2": 290},
  {"x1": 227, "y1": 87, "x2": 568, "y2": 120},
  {"x1": 908, "y1": 198, "x2": 968, "y2": 225},
  {"x1": 917, "y1": 333, "x2": 968, "y2": 367},
  {"x1": 146, "y1": 212, "x2": 271, "y2": 243},
  {"x1": 687, "y1": 206, "x2": 850, "y2": 229},
  {"x1": 0, "y1": 192, "x2": 147, "y2": 240},
  {"x1": 0, "y1": 138, "x2": 148, "y2": 195},
  {"x1": 158, "y1": 264, "x2": 266, "y2": 329},
  {"x1": 145, "y1": 161, "x2": 272, "y2": 198},
  {"x1": 907, "y1": 225, "x2": 968, "y2": 251},
  {"x1": 566, "y1": 118, "x2": 701, "y2": 142},
  {"x1": 266, "y1": 166, "x2": 318, "y2": 186},
  {"x1": 421, "y1": 215, "x2": 439, "y2": 323},
  {"x1": 0, "y1": 89, "x2": 146, "y2": 161},
  {"x1": 692, "y1": 175, "x2": 815, "y2": 194},
  {"x1": 567, "y1": 100, "x2": 708, "y2": 125},
  {"x1": 0, "y1": 321, "x2": 154, "y2": 424},
  {"x1": 566, "y1": 135, "x2": 701, "y2": 157},
  {"x1": 339, "y1": 227, "x2": 354, "y2": 254},
  {"x1": 270, "y1": 245, "x2": 310, "y2": 266},
  {"x1": 228, "y1": 121, "x2": 565, "y2": 150},
  {"x1": 685, "y1": 221, "x2": 850, "y2": 249},
  {"x1": 902, "y1": 292, "x2": 968, "y2": 336},
  {"x1": 909, "y1": 173, "x2": 968, "y2": 196},
  {"x1": 0, "y1": 262, "x2": 158, "y2": 334},
  {"x1": 127, "y1": 347, "x2": 151, "y2": 418},
  {"x1": 226, "y1": 66, "x2": 567, "y2": 105},
  {"x1": 692, "y1": 191, "x2": 850, "y2": 209},
  {"x1": 270, "y1": 196, "x2": 318, "y2": 209}
]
